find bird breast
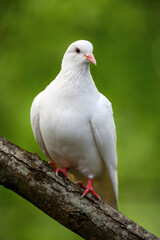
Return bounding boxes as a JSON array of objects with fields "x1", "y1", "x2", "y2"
[{"x1": 39, "y1": 93, "x2": 103, "y2": 178}]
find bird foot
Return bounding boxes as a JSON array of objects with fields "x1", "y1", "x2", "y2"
[
  {"x1": 55, "y1": 168, "x2": 69, "y2": 178},
  {"x1": 48, "y1": 161, "x2": 57, "y2": 170},
  {"x1": 49, "y1": 162, "x2": 69, "y2": 179},
  {"x1": 77, "y1": 178, "x2": 101, "y2": 200}
]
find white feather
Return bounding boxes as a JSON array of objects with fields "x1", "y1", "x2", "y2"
[
  {"x1": 90, "y1": 94, "x2": 118, "y2": 209},
  {"x1": 30, "y1": 91, "x2": 52, "y2": 160},
  {"x1": 30, "y1": 40, "x2": 118, "y2": 209}
]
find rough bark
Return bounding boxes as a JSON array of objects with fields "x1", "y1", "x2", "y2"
[{"x1": 0, "y1": 136, "x2": 159, "y2": 240}]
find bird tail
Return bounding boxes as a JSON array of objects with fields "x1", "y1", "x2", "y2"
[{"x1": 93, "y1": 169, "x2": 118, "y2": 210}]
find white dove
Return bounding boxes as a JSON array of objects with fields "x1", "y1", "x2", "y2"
[{"x1": 30, "y1": 40, "x2": 118, "y2": 210}]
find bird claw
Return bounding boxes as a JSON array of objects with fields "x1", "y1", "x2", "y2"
[
  {"x1": 81, "y1": 187, "x2": 101, "y2": 200},
  {"x1": 55, "y1": 168, "x2": 69, "y2": 179},
  {"x1": 48, "y1": 162, "x2": 69, "y2": 179},
  {"x1": 49, "y1": 161, "x2": 69, "y2": 179},
  {"x1": 77, "y1": 178, "x2": 101, "y2": 200}
]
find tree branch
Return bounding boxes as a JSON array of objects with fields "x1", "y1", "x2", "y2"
[{"x1": 0, "y1": 136, "x2": 159, "y2": 240}]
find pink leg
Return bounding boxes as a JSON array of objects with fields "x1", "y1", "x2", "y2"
[
  {"x1": 81, "y1": 178, "x2": 101, "y2": 200},
  {"x1": 49, "y1": 161, "x2": 69, "y2": 178},
  {"x1": 55, "y1": 167, "x2": 69, "y2": 178}
]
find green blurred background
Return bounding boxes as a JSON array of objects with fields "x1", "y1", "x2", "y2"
[{"x1": 0, "y1": 0, "x2": 160, "y2": 239}]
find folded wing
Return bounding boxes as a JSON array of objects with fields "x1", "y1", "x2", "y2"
[
  {"x1": 90, "y1": 94, "x2": 118, "y2": 209},
  {"x1": 30, "y1": 92, "x2": 52, "y2": 160}
]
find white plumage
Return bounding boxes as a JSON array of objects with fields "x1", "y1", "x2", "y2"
[{"x1": 30, "y1": 40, "x2": 118, "y2": 210}]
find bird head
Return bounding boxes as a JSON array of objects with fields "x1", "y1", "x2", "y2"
[{"x1": 62, "y1": 40, "x2": 96, "y2": 68}]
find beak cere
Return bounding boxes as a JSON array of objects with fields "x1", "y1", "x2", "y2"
[{"x1": 84, "y1": 53, "x2": 97, "y2": 65}]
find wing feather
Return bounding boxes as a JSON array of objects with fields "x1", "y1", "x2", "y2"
[
  {"x1": 30, "y1": 91, "x2": 52, "y2": 160},
  {"x1": 90, "y1": 94, "x2": 118, "y2": 209}
]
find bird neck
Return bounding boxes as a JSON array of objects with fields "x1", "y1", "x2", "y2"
[
  {"x1": 52, "y1": 62, "x2": 98, "y2": 102},
  {"x1": 56, "y1": 62, "x2": 96, "y2": 92},
  {"x1": 60, "y1": 62, "x2": 91, "y2": 81}
]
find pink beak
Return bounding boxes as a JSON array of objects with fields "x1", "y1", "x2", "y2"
[{"x1": 84, "y1": 53, "x2": 96, "y2": 65}]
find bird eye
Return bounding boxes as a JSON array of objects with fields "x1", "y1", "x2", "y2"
[{"x1": 75, "y1": 48, "x2": 80, "y2": 54}]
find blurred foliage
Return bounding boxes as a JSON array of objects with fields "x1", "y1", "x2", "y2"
[{"x1": 0, "y1": 0, "x2": 160, "y2": 239}]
